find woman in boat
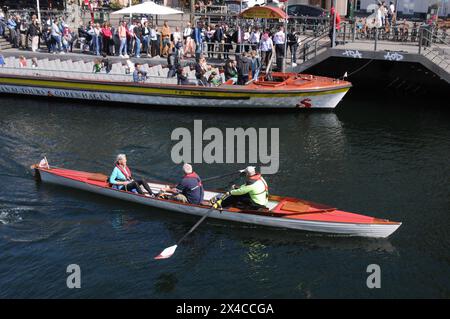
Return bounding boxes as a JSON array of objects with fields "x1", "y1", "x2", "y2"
[
  {"x1": 224, "y1": 59, "x2": 237, "y2": 84},
  {"x1": 195, "y1": 56, "x2": 210, "y2": 86},
  {"x1": 109, "y1": 154, "x2": 154, "y2": 196},
  {"x1": 176, "y1": 66, "x2": 189, "y2": 85}
]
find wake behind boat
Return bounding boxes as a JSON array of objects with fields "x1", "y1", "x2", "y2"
[
  {"x1": 0, "y1": 56, "x2": 351, "y2": 109},
  {"x1": 31, "y1": 163, "x2": 401, "y2": 238}
]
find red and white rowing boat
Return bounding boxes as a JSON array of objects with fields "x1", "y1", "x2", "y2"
[{"x1": 31, "y1": 164, "x2": 401, "y2": 238}]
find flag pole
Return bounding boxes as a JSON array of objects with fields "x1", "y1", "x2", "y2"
[
  {"x1": 332, "y1": 0, "x2": 337, "y2": 48},
  {"x1": 129, "y1": 0, "x2": 132, "y2": 21},
  {"x1": 36, "y1": 0, "x2": 41, "y2": 23}
]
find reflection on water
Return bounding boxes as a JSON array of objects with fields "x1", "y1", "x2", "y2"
[
  {"x1": 154, "y1": 273, "x2": 179, "y2": 294},
  {"x1": 243, "y1": 241, "x2": 269, "y2": 264}
]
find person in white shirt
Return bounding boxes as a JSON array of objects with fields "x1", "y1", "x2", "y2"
[
  {"x1": 173, "y1": 26, "x2": 183, "y2": 58},
  {"x1": 388, "y1": 1, "x2": 396, "y2": 25},
  {"x1": 249, "y1": 27, "x2": 261, "y2": 51},
  {"x1": 273, "y1": 26, "x2": 285, "y2": 71},
  {"x1": 376, "y1": 4, "x2": 383, "y2": 28},
  {"x1": 259, "y1": 31, "x2": 273, "y2": 70},
  {"x1": 149, "y1": 23, "x2": 157, "y2": 57},
  {"x1": 51, "y1": 18, "x2": 63, "y2": 54},
  {"x1": 183, "y1": 22, "x2": 194, "y2": 57}
]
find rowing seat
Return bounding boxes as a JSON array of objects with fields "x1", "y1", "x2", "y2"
[{"x1": 86, "y1": 173, "x2": 109, "y2": 187}]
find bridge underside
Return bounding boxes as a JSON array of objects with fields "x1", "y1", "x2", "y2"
[{"x1": 296, "y1": 53, "x2": 449, "y2": 100}]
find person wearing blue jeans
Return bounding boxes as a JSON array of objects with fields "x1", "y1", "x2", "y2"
[
  {"x1": 118, "y1": 21, "x2": 128, "y2": 57},
  {"x1": 93, "y1": 34, "x2": 101, "y2": 55},
  {"x1": 134, "y1": 22, "x2": 143, "y2": 58},
  {"x1": 119, "y1": 38, "x2": 127, "y2": 57},
  {"x1": 193, "y1": 21, "x2": 204, "y2": 62},
  {"x1": 51, "y1": 19, "x2": 63, "y2": 53}
]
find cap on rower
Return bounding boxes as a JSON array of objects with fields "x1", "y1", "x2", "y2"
[
  {"x1": 244, "y1": 166, "x2": 256, "y2": 176},
  {"x1": 183, "y1": 163, "x2": 193, "y2": 174}
]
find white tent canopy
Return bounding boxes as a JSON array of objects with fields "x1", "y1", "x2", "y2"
[{"x1": 111, "y1": 1, "x2": 184, "y2": 15}]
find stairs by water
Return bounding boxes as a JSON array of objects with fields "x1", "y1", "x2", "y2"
[{"x1": 0, "y1": 37, "x2": 13, "y2": 51}]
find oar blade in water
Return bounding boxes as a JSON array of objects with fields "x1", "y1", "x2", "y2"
[{"x1": 154, "y1": 245, "x2": 178, "y2": 260}]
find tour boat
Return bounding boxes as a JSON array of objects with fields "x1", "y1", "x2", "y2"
[
  {"x1": 32, "y1": 164, "x2": 401, "y2": 238},
  {"x1": 0, "y1": 56, "x2": 351, "y2": 109}
]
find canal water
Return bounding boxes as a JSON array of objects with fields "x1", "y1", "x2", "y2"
[{"x1": 0, "y1": 95, "x2": 449, "y2": 298}]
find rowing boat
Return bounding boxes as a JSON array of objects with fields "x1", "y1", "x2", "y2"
[
  {"x1": 31, "y1": 164, "x2": 401, "y2": 238},
  {"x1": 0, "y1": 56, "x2": 351, "y2": 109}
]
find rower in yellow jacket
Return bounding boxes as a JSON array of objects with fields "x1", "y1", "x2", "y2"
[{"x1": 220, "y1": 166, "x2": 269, "y2": 210}]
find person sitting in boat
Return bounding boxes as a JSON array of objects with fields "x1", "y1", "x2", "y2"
[
  {"x1": 124, "y1": 59, "x2": 135, "y2": 74},
  {"x1": 195, "y1": 56, "x2": 210, "y2": 86},
  {"x1": 109, "y1": 154, "x2": 154, "y2": 196},
  {"x1": 176, "y1": 66, "x2": 189, "y2": 85},
  {"x1": 93, "y1": 60, "x2": 102, "y2": 73},
  {"x1": 18, "y1": 56, "x2": 27, "y2": 68},
  {"x1": 207, "y1": 71, "x2": 221, "y2": 87},
  {"x1": 133, "y1": 63, "x2": 147, "y2": 82},
  {"x1": 220, "y1": 166, "x2": 269, "y2": 210},
  {"x1": 224, "y1": 59, "x2": 238, "y2": 84},
  {"x1": 162, "y1": 163, "x2": 204, "y2": 205},
  {"x1": 167, "y1": 47, "x2": 178, "y2": 78}
]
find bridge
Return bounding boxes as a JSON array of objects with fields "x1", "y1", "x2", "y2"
[{"x1": 292, "y1": 23, "x2": 450, "y2": 87}]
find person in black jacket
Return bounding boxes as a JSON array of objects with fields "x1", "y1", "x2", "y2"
[
  {"x1": 167, "y1": 47, "x2": 179, "y2": 78},
  {"x1": 237, "y1": 51, "x2": 251, "y2": 85},
  {"x1": 134, "y1": 22, "x2": 143, "y2": 58},
  {"x1": 28, "y1": 15, "x2": 41, "y2": 52},
  {"x1": 213, "y1": 23, "x2": 224, "y2": 59},
  {"x1": 177, "y1": 66, "x2": 189, "y2": 85},
  {"x1": 223, "y1": 26, "x2": 233, "y2": 60},
  {"x1": 287, "y1": 28, "x2": 299, "y2": 67}
]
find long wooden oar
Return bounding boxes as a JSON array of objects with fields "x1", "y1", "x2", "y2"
[
  {"x1": 154, "y1": 205, "x2": 220, "y2": 260},
  {"x1": 201, "y1": 170, "x2": 243, "y2": 182}
]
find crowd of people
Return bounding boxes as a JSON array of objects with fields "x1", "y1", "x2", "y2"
[
  {"x1": 0, "y1": 8, "x2": 303, "y2": 80},
  {"x1": 354, "y1": 1, "x2": 448, "y2": 43}
]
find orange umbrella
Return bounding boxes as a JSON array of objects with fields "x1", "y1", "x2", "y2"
[{"x1": 239, "y1": 6, "x2": 288, "y2": 19}]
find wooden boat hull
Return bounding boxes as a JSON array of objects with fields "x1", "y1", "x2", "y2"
[
  {"x1": 34, "y1": 167, "x2": 401, "y2": 238},
  {"x1": 0, "y1": 74, "x2": 351, "y2": 109}
]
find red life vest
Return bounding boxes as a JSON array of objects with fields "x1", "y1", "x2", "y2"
[
  {"x1": 247, "y1": 173, "x2": 269, "y2": 196},
  {"x1": 116, "y1": 164, "x2": 132, "y2": 181},
  {"x1": 184, "y1": 172, "x2": 203, "y2": 190}
]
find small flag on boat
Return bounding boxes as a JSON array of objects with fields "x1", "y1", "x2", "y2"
[
  {"x1": 154, "y1": 245, "x2": 178, "y2": 260},
  {"x1": 39, "y1": 157, "x2": 49, "y2": 169},
  {"x1": 343, "y1": 72, "x2": 348, "y2": 79}
]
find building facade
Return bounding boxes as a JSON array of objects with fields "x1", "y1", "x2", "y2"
[
  {"x1": 1, "y1": 0, "x2": 66, "y2": 10},
  {"x1": 290, "y1": 0, "x2": 349, "y2": 15},
  {"x1": 357, "y1": 0, "x2": 449, "y2": 17}
]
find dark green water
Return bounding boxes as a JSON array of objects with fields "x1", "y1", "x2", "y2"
[{"x1": 0, "y1": 96, "x2": 449, "y2": 298}]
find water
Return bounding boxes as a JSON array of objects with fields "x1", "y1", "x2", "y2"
[{"x1": 0, "y1": 96, "x2": 449, "y2": 298}]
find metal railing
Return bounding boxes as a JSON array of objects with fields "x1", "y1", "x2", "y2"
[{"x1": 418, "y1": 27, "x2": 450, "y2": 72}]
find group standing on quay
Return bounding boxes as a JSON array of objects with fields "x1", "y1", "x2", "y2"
[{"x1": 0, "y1": 6, "x2": 302, "y2": 85}]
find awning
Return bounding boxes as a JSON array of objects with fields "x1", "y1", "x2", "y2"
[
  {"x1": 239, "y1": 6, "x2": 288, "y2": 19},
  {"x1": 111, "y1": 1, "x2": 184, "y2": 15}
]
